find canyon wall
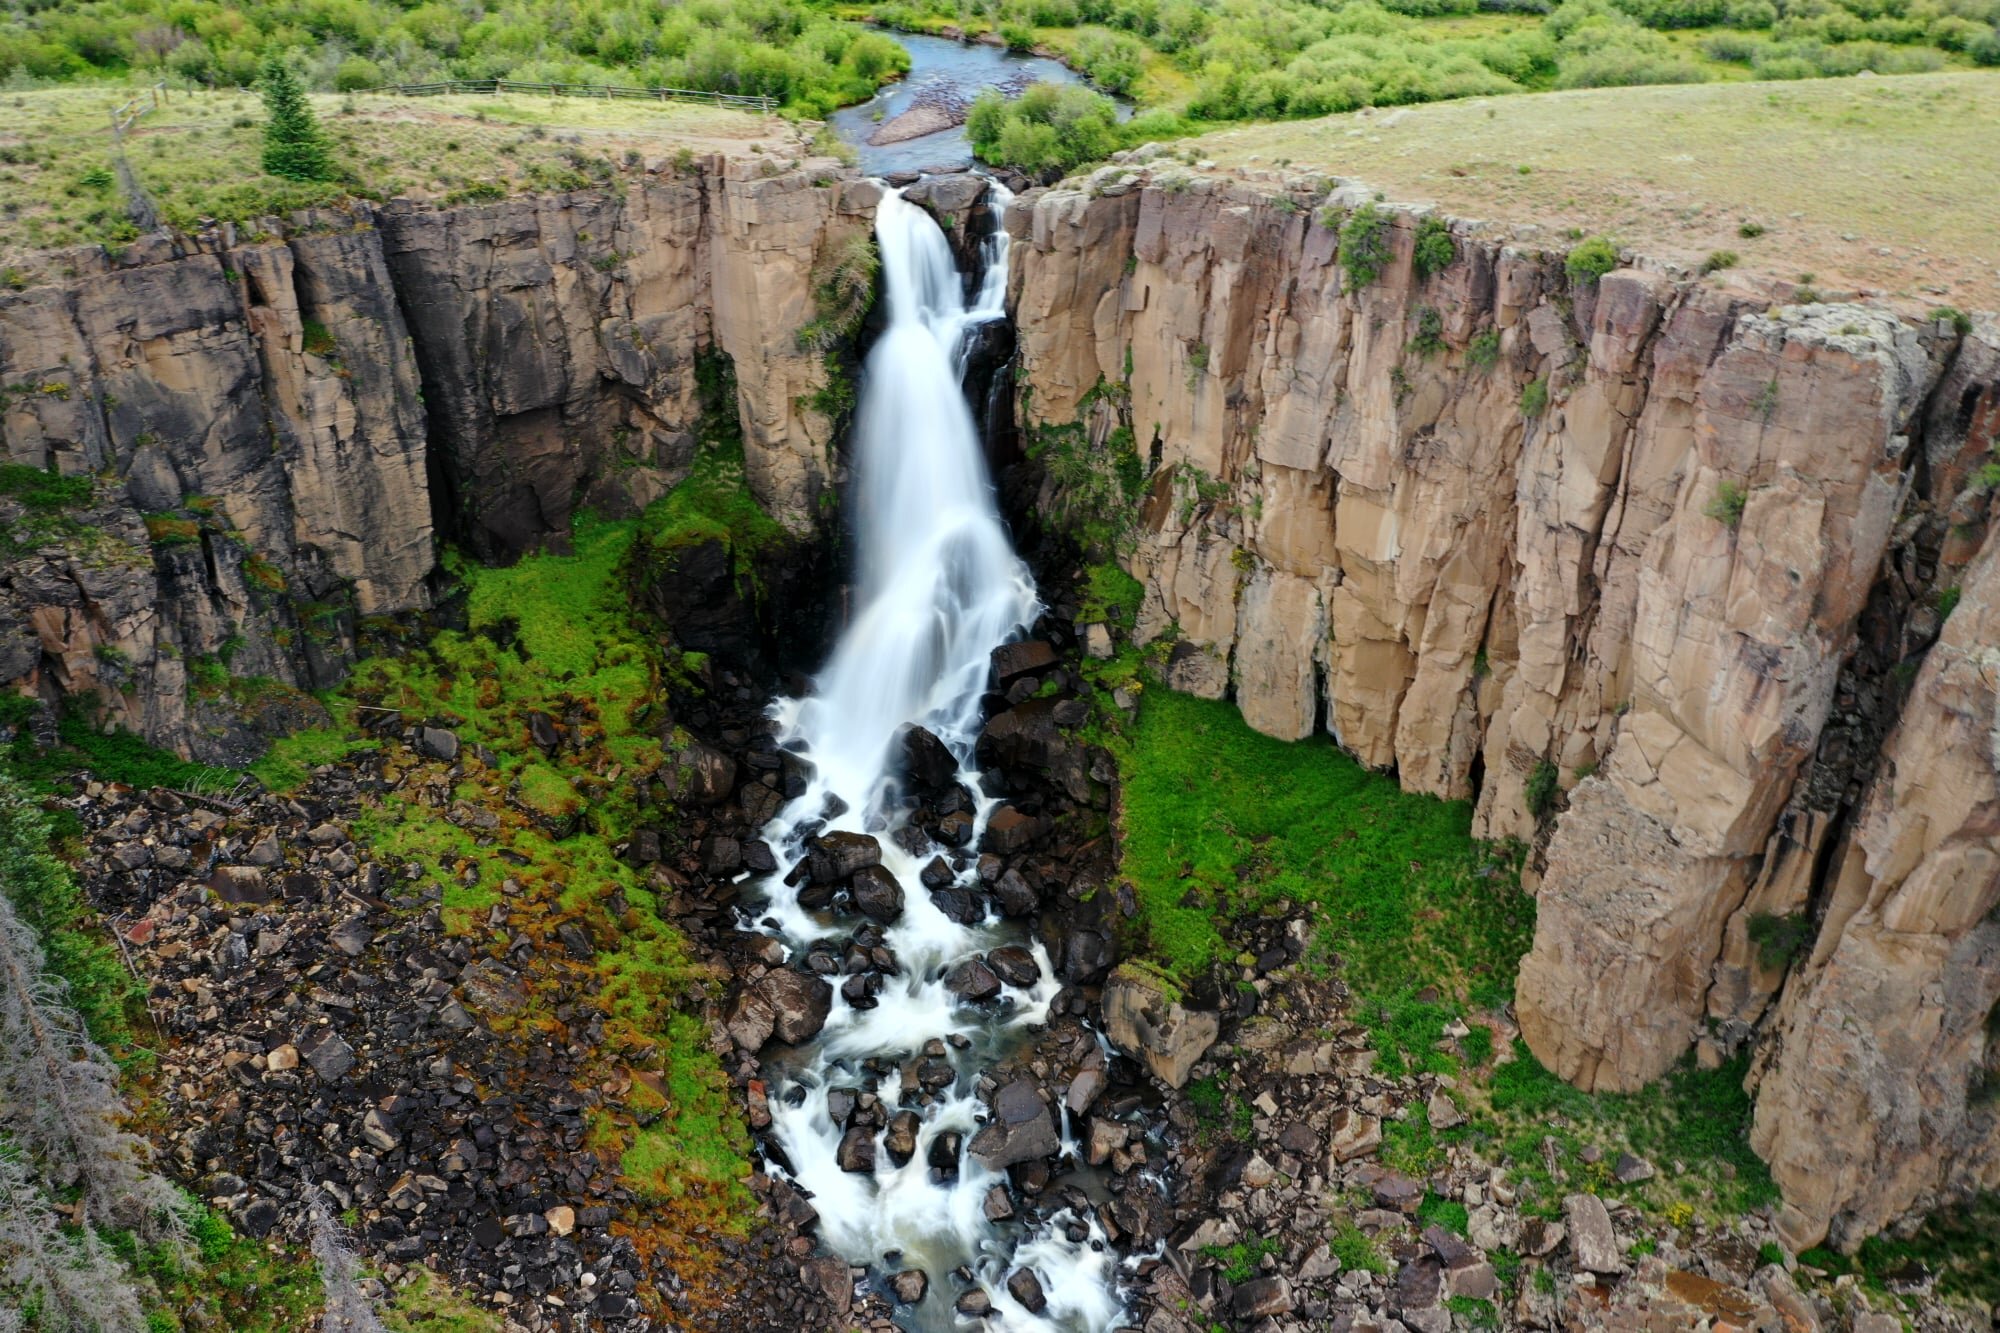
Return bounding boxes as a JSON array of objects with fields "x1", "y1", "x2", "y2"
[
  {"x1": 0, "y1": 155, "x2": 873, "y2": 760},
  {"x1": 1008, "y1": 162, "x2": 2000, "y2": 1251}
]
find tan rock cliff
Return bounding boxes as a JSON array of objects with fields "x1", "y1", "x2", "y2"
[{"x1": 1008, "y1": 162, "x2": 2000, "y2": 1250}]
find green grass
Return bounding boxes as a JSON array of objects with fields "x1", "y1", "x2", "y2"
[
  {"x1": 1078, "y1": 561, "x2": 1146, "y2": 630},
  {"x1": 0, "y1": 87, "x2": 780, "y2": 258},
  {"x1": 1202, "y1": 1236, "x2": 1281, "y2": 1283},
  {"x1": 383, "y1": 1268, "x2": 506, "y2": 1333},
  {"x1": 1418, "y1": 1194, "x2": 1471, "y2": 1236},
  {"x1": 1113, "y1": 687, "x2": 1532, "y2": 1073},
  {"x1": 103, "y1": 1201, "x2": 323, "y2": 1333}
]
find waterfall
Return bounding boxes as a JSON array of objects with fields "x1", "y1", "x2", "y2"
[{"x1": 745, "y1": 186, "x2": 1128, "y2": 1331}]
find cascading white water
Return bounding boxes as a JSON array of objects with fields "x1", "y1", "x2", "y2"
[{"x1": 745, "y1": 187, "x2": 1129, "y2": 1331}]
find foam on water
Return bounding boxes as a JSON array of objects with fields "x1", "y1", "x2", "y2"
[{"x1": 741, "y1": 186, "x2": 1129, "y2": 1330}]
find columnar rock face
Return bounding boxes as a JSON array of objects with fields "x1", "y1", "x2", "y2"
[
  {"x1": 1, "y1": 156, "x2": 872, "y2": 758},
  {"x1": 1008, "y1": 162, "x2": 2000, "y2": 1250},
  {"x1": 1750, "y1": 530, "x2": 2000, "y2": 1253}
]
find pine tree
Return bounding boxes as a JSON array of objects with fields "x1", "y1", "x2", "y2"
[
  {"x1": 260, "y1": 53, "x2": 334, "y2": 183},
  {"x1": 305, "y1": 1186, "x2": 385, "y2": 1333},
  {"x1": 0, "y1": 1150, "x2": 148, "y2": 1333},
  {"x1": 0, "y1": 784, "x2": 184, "y2": 1243}
]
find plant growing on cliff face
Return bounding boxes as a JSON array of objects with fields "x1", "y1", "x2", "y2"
[
  {"x1": 796, "y1": 231, "x2": 878, "y2": 352},
  {"x1": 1936, "y1": 585, "x2": 1962, "y2": 621},
  {"x1": 1338, "y1": 203, "x2": 1393, "y2": 292},
  {"x1": 1412, "y1": 216, "x2": 1455, "y2": 280},
  {"x1": 1524, "y1": 760, "x2": 1560, "y2": 820},
  {"x1": 1465, "y1": 329, "x2": 1502, "y2": 371},
  {"x1": 258, "y1": 54, "x2": 334, "y2": 184},
  {"x1": 1930, "y1": 305, "x2": 1974, "y2": 337},
  {"x1": 1519, "y1": 377, "x2": 1549, "y2": 417},
  {"x1": 1746, "y1": 910, "x2": 1812, "y2": 970},
  {"x1": 1565, "y1": 236, "x2": 1619, "y2": 284},
  {"x1": 1407, "y1": 306, "x2": 1447, "y2": 357},
  {"x1": 1705, "y1": 479, "x2": 1748, "y2": 528}
]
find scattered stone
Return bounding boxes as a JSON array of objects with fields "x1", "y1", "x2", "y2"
[
  {"x1": 1005, "y1": 1268, "x2": 1047, "y2": 1314},
  {"x1": 1564, "y1": 1193, "x2": 1627, "y2": 1275},
  {"x1": 415, "y1": 726, "x2": 459, "y2": 761},
  {"x1": 889, "y1": 1269, "x2": 929, "y2": 1305},
  {"x1": 1233, "y1": 1276, "x2": 1295, "y2": 1318},
  {"x1": 944, "y1": 958, "x2": 1002, "y2": 1003},
  {"x1": 1328, "y1": 1108, "x2": 1383, "y2": 1162},
  {"x1": 1613, "y1": 1151, "x2": 1656, "y2": 1184},
  {"x1": 850, "y1": 864, "x2": 905, "y2": 923}
]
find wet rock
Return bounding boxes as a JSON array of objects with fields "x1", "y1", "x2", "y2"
[
  {"x1": 982, "y1": 1184, "x2": 1015, "y2": 1221},
  {"x1": 900, "y1": 724, "x2": 959, "y2": 792},
  {"x1": 837, "y1": 1123, "x2": 877, "y2": 1173},
  {"x1": 810, "y1": 831, "x2": 883, "y2": 882},
  {"x1": 851, "y1": 864, "x2": 905, "y2": 923},
  {"x1": 991, "y1": 868, "x2": 1039, "y2": 916},
  {"x1": 1087, "y1": 1117, "x2": 1129, "y2": 1166},
  {"x1": 936, "y1": 811, "x2": 975, "y2": 847},
  {"x1": 992, "y1": 640, "x2": 1058, "y2": 683},
  {"x1": 919, "y1": 856, "x2": 956, "y2": 890},
  {"x1": 1564, "y1": 1193, "x2": 1627, "y2": 1275},
  {"x1": 1006, "y1": 1267, "x2": 1047, "y2": 1314},
  {"x1": 930, "y1": 886, "x2": 986, "y2": 925},
  {"x1": 1101, "y1": 964, "x2": 1219, "y2": 1089},
  {"x1": 986, "y1": 944, "x2": 1040, "y2": 988},
  {"x1": 969, "y1": 1077, "x2": 1059, "y2": 1169},
  {"x1": 956, "y1": 1288, "x2": 992, "y2": 1317},
  {"x1": 701, "y1": 834, "x2": 742, "y2": 876},
  {"x1": 728, "y1": 968, "x2": 834, "y2": 1049},
  {"x1": 945, "y1": 958, "x2": 1002, "y2": 1003},
  {"x1": 667, "y1": 739, "x2": 737, "y2": 805},
  {"x1": 889, "y1": 1269, "x2": 929, "y2": 1305},
  {"x1": 800, "y1": 1255, "x2": 853, "y2": 1317},
  {"x1": 885, "y1": 1110, "x2": 920, "y2": 1166},
  {"x1": 928, "y1": 1129, "x2": 962, "y2": 1176},
  {"x1": 982, "y1": 805, "x2": 1042, "y2": 854}
]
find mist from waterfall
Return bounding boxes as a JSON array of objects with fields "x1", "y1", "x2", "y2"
[{"x1": 743, "y1": 186, "x2": 1129, "y2": 1331}]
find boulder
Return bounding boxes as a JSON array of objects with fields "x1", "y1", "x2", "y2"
[
  {"x1": 968, "y1": 1077, "x2": 1059, "y2": 1169},
  {"x1": 986, "y1": 944, "x2": 1040, "y2": 988},
  {"x1": 885, "y1": 1110, "x2": 920, "y2": 1166},
  {"x1": 850, "y1": 864, "x2": 904, "y2": 923},
  {"x1": 945, "y1": 958, "x2": 1002, "y2": 1003},
  {"x1": 415, "y1": 727, "x2": 459, "y2": 761},
  {"x1": 809, "y1": 831, "x2": 882, "y2": 882},
  {"x1": 1564, "y1": 1193, "x2": 1627, "y2": 1275},
  {"x1": 991, "y1": 640, "x2": 1058, "y2": 683},
  {"x1": 727, "y1": 969, "x2": 833, "y2": 1050},
  {"x1": 1233, "y1": 1276, "x2": 1294, "y2": 1318},
  {"x1": 800, "y1": 1256, "x2": 853, "y2": 1317},
  {"x1": 836, "y1": 1123, "x2": 876, "y2": 1174},
  {"x1": 1100, "y1": 964, "x2": 1219, "y2": 1089},
  {"x1": 899, "y1": 724, "x2": 959, "y2": 791},
  {"x1": 930, "y1": 886, "x2": 986, "y2": 925},
  {"x1": 889, "y1": 1269, "x2": 928, "y2": 1305},
  {"x1": 982, "y1": 805, "x2": 1042, "y2": 854},
  {"x1": 1006, "y1": 1268, "x2": 1047, "y2": 1314}
]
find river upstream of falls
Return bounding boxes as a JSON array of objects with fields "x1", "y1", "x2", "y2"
[{"x1": 735, "y1": 187, "x2": 1131, "y2": 1330}]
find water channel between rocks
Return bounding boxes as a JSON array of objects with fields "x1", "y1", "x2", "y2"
[{"x1": 732, "y1": 187, "x2": 1135, "y2": 1330}]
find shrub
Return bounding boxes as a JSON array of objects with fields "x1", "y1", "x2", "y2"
[
  {"x1": 1737, "y1": 221, "x2": 1766, "y2": 239},
  {"x1": 1338, "y1": 203, "x2": 1394, "y2": 291},
  {"x1": 1747, "y1": 910, "x2": 1812, "y2": 970},
  {"x1": 1565, "y1": 235, "x2": 1619, "y2": 283},
  {"x1": 1701, "y1": 250, "x2": 1740, "y2": 274},
  {"x1": 1930, "y1": 306, "x2": 1973, "y2": 336},
  {"x1": 259, "y1": 53, "x2": 333, "y2": 183},
  {"x1": 1408, "y1": 306, "x2": 1447, "y2": 357},
  {"x1": 1412, "y1": 216, "x2": 1455, "y2": 279},
  {"x1": 1466, "y1": 329, "x2": 1502, "y2": 370},
  {"x1": 1705, "y1": 479, "x2": 1748, "y2": 528},
  {"x1": 1524, "y1": 759, "x2": 1560, "y2": 820},
  {"x1": 966, "y1": 82, "x2": 1120, "y2": 174},
  {"x1": 1519, "y1": 377, "x2": 1550, "y2": 416},
  {"x1": 1936, "y1": 585, "x2": 1961, "y2": 620}
]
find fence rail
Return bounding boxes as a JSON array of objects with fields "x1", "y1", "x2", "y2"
[
  {"x1": 389, "y1": 78, "x2": 775, "y2": 112},
  {"x1": 109, "y1": 81, "x2": 168, "y2": 140}
]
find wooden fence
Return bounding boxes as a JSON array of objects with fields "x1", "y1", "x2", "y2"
[
  {"x1": 108, "y1": 82, "x2": 168, "y2": 141},
  {"x1": 389, "y1": 78, "x2": 776, "y2": 113}
]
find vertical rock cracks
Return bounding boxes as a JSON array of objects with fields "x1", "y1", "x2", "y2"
[
  {"x1": 1007, "y1": 163, "x2": 2000, "y2": 1253},
  {"x1": 0, "y1": 153, "x2": 877, "y2": 760}
]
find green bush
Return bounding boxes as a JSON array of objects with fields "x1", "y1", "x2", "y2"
[
  {"x1": 1412, "y1": 215, "x2": 1455, "y2": 279},
  {"x1": 967, "y1": 82, "x2": 1121, "y2": 173},
  {"x1": 1338, "y1": 202, "x2": 1393, "y2": 291},
  {"x1": 1705, "y1": 479, "x2": 1748, "y2": 528},
  {"x1": 1565, "y1": 235, "x2": 1620, "y2": 283},
  {"x1": 1701, "y1": 249, "x2": 1739, "y2": 274},
  {"x1": 1519, "y1": 377, "x2": 1550, "y2": 416},
  {"x1": 1466, "y1": 328, "x2": 1502, "y2": 370},
  {"x1": 1524, "y1": 759, "x2": 1560, "y2": 819},
  {"x1": 1747, "y1": 910, "x2": 1812, "y2": 970}
]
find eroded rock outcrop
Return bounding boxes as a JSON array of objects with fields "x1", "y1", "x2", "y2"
[
  {"x1": 2, "y1": 155, "x2": 876, "y2": 758},
  {"x1": 1008, "y1": 161, "x2": 2000, "y2": 1249}
]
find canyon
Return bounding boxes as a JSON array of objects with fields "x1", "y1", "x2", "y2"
[{"x1": 4, "y1": 138, "x2": 1998, "y2": 1310}]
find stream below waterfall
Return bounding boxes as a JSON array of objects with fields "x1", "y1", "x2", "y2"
[{"x1": 737, "y1": 188, "x2": 1132, "y2": 1330}]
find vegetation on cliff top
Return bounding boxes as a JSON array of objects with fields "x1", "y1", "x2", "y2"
[
  {"x1": 0, "y1": 86, "x2": 782, "y2": 256},
  {"x1": 0, "y1": 0, "x2": 909, "y2": 117}
]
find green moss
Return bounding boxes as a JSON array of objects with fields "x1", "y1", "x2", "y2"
[
  {"x1": 633, "y1": 444, "x2": 787, "y2": 579},
  {"x1": 1202, "y1": 1236, "x2": 1281, "y2": 1283},
  {"x1": 1519, "y1": 377, "x2": 1550, "y2": 417},
  {"x1": 1330, "y1": 1217, "x2": 1389, "y2": 1274},
  {"x1": 250, "y1": 720, "x2": 373, "y2": 794},
  {"x1": 0, "y1": 462, "x2": 93, "y2": 510},
  {"x1": 1080, "y1": 562, "x2": 1146, "y2": 629},
  {"x1": 515, "y1": 763, "x2": 579, "y2": 820},
  {"x1": 1113, "y1": 688, "x2": 1531, "y2": 1073}
]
